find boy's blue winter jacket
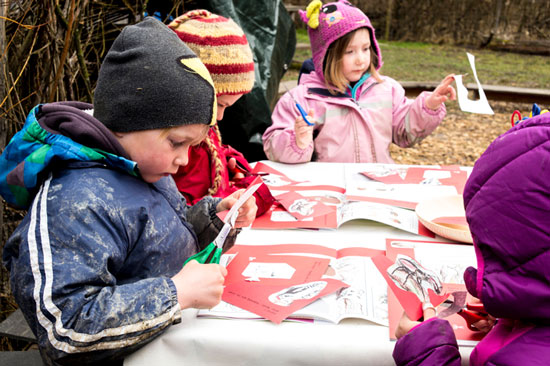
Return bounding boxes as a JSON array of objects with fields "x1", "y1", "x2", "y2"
[{"x1": 1, "y1": 102, "x2": 228, "y2": 365}]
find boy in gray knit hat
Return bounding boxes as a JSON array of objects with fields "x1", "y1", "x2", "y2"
[
  {"x1": 94, "y1": 16, "x2": 217, "y2": 131},
  {"x1": 0, "y1": 16, "x2": 256, "y2": 365}
]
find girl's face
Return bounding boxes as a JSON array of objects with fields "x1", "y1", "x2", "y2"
[
  {"x1": 341, "y1": 28, "x2": 371, "y2": 83},
  {"x1": 216, "y1": 93, "x2": 244, "y2": 121},
  {"x1": 115, "y1": 124, "x2": 208, "y2": 183}
]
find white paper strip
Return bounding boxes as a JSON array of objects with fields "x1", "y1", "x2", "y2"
[{"x1": 455, "y1": 52, "x2": 494, "y2": 115}]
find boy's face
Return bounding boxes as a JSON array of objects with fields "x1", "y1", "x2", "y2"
[
  {"x1": 115, "y1": 124, "x2": 208, "y2": 183},
  {"x1": 341, "y1": 28, "x2": 371, "y2": 83}
]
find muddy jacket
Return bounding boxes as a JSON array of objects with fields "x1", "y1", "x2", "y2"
[
  {"x1": 1, "y1": 102, "x2": 229, "y2": 365},
  {"x1": 393, "y1": 113, "x2": 550, "y2": 365},
  {"x1": 263, "y1": 71, "x2": 446, "y2": 163}
]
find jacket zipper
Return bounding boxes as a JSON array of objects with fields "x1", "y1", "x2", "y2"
[
  {"x1": 307, "y1": 82, "x2": 380, "y2": 163},
  {"x1": 354, "y1": 82, "x2": 378, "y2": 163}
]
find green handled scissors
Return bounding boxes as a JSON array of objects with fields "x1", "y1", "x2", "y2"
[
  {"x1": 183, "y1": 221, "x2": 232, "y2": 266},
  {"x1": 183, "y1": 242, "x2": 222, "y2": 266},
  {"x1": 182, "y1": 177, "x2": 263, "y2": 267}
]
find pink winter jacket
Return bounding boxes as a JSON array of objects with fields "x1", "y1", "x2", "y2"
[{"x1": 263, "y1": 72, "x2": 446, "y2": 163}]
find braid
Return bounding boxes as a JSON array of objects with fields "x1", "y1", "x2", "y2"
[
  {"x1": 213, "y1": 123, "x2": 223, "y2": 144},
  {"x1": 205, "y1": 127, "x2": 225, "y2": 196}
]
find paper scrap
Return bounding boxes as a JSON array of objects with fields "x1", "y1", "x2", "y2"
[
  {"x1": 455, "y1": 52, "x2": 494, "y2": 115},
  {"x1": 213, "y1": 176, "x2": 263, "y2": 249}
]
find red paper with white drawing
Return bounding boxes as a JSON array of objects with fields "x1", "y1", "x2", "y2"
[
  {"x1": 203, "y1": 244, "x2": 387, "y2": 324},
  {"x1": 360, "y1": 165, "x2": 468, "y2": 195},
  {"x1": 372, "y1": 238, "x2": 484, "y2": 344},
  {"x1": 251, "y1": 161, "x2": 304, "y2": 189},
  {"x1": 275, "y1": 191, "x2": 337, "y2": 221},
  {"x1": 222, "y1": 252, "x2": 348, "y2": 324}
]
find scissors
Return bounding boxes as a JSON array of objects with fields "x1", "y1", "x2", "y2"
[
  {"x1": 283, "y1": 84, "x2": 314, "y2": 126},
  {"x1": 182, "y1": 177, "x2": 263, "y2": 267},
  {"x1": 511, "y1": 103, "x2": 549, "y2": 126},
  {"x1": 182, "y1": 233, "x2": 226, "y2": 267},
  {"x1": 438, "y1": 291, "x2": 488, "y2": 331}
]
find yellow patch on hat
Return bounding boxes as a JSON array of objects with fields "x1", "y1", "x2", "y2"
[{"x1": 179, "y1": 56, "x2": 217, "y2": 126}]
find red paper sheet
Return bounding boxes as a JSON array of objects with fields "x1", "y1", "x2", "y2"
[
  {"x1": 372, "y1": 238, "x2": 485, "y2": 343},
  {"x1": 361, "y1": 166, "x2": 468, "y2": 194},
  {"x1": 223, "y1": 252, "x2": 348, "y2": 324}
]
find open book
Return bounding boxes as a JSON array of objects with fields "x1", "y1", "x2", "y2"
[
  {"x1": 344, "y1": 163, "x2": 469, "y2": 210},
  {"x1": 199, "y1": 243, "x2": 389, "y2": 325},
  {"x1": 250, "y1": 162, "x2": 435, "y2": 237}
]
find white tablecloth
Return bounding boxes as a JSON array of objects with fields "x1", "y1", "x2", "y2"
[{"x1": 125, "y1": 162, "x2": 474, "y2": 366}]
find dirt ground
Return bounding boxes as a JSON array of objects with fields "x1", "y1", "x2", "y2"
[{"x1": 389, "y1": 101, "x2": 531, "y2": 166}]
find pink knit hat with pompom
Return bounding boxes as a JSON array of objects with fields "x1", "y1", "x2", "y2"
[{"x1": 299, "y1": 0, "x2": 382, "y2": 82}]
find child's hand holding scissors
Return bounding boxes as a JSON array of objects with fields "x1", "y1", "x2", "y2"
[
  {"x1": 294, "y1": 109, "x2": 315, "y2": 149},
  {"x1": 171, "y1": 259, "x2": 227, "y2": 309},
  {"x1": 425, "y1": 74, "x2": 457, "y2": 110},
  {"x1": 395, "y1": 302, "x2": 437, "y2": 339},
  {"x1": 469, "y1": 313, "x2": 496, "y2": 333}
]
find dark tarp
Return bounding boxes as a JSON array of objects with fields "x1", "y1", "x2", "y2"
[{"x1": 192, "y1": 0, "x2": 296, "y2": 162}]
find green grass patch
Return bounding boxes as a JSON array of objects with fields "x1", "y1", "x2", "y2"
[
  {"x1": 378, "y1": 41, "x2": 432, "y2": 49},
  {"x1": 285, "y1": 40, "x2": 550, "y2": 90},
  {"x1": 295, "y1": 27, "x2": 309, "y2": 43}
]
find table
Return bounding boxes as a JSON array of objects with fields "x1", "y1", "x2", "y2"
[{"x1": 125, "y1": 162, "x2": 475, "y2": 366}]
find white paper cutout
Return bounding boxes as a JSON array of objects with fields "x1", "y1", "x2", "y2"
[
  {"x1": 423, "y1": 170, "x2": 452, "y2": 180},
  {"x1": 455, "y1": 52, "x2": 494, "y2": 115},
  {"x1": 213, "y1": 179, "x2": 263, "y2": 249},
  {"x1": 242, "y1": 262, "x2": 296, "y2": 280}
]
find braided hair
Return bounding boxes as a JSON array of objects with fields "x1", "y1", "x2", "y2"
[{"x1": 205, "y1": 124, "x2": 225, "y2": 196}]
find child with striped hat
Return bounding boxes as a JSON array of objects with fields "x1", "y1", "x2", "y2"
[{"x1": 169, "y1": 9, "x2": 274, "y2": 216}]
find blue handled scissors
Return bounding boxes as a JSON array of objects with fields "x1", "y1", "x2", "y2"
[{"x1": 284, "y1": 84, "x2": 314, "y2": 126}]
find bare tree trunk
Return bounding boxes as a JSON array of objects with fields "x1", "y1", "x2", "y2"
[
  {"x1": 0, "y1": 0, "x2": 9, "y2": 312},
  {"x1": 384, "y1": 0, "x2": 393, "y2": 41},
  {"x1": 481, "y1": 0, "x2": 504, "y2": 47},
  {"x1": 0, "y1": 0, "x2": 7, "y2": 244}
]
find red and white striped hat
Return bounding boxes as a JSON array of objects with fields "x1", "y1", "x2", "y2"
[{"x1": 169, "y1": 9, "x2": 255, "y2": 96}]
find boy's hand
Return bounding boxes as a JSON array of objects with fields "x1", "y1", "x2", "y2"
[
  {"x1": 217, "y1": 189, "x2": 257, "y2": 227},
  {"x1": 426, "y1": 74, "x2": 457, "y2": 110},
  {"x1": 395, "y1": 302, "x2": 437, "y2": 339},
  {"x1": 294, "y1": 109, "x2": 315, "y2": 149},
  {"x1": 171, "y1": 260, "x2": 227, "y2": 309}
]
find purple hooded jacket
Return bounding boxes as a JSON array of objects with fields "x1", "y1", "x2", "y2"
[{"x1": 393, "y1": 112, "x2": 550, "y2": 365}]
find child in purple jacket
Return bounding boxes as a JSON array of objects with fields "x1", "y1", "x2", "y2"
[{"x1": 393, "y1": 112, "x2": 550, "y2": 365}]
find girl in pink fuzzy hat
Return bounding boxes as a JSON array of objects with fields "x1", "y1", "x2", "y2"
[{"x1": 263, "y1": 0, "x2": 456, "y2": 164}]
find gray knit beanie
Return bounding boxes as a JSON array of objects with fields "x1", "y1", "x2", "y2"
[{"x1": 94, "y1": 17, "x2": 217, "y2": 132}]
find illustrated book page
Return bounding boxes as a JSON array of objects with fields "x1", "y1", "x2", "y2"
[
  {"x1": 199, "y1": 244, "x2": 388, "y2": 325},
  {"x1": 250, "y1": 163, "x2": 433, "y2": 237},
  {"x1": 372, "y1": 238, "x2": 484, "y2": 345}
]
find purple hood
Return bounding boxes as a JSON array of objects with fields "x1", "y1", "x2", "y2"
[{"x1": 463, "y1": 112, "x2": 550, "y2": 321}]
